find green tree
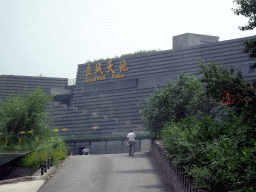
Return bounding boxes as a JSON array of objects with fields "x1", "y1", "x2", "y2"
[
  {"x1": 159, "y1": 60, "x2": 256, "y2": 191},
  {"x1": 232, "y1": 0, "x2": 256, "y2": 66},
  {"x1": 161, "y1": 110, "x2": 256, "y2": 191},
  {"x1": 197, "y1": 59, "x2": 256, "y2": 126},
  {"x1": 137, "y1": 72, "x2": 218, "y2": 139},
  {"x1": 0, "y1": 86, "x2": 56, "y2": 150}
]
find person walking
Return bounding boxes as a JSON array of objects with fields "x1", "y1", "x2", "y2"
[{"x1": 127, "y1": 130, "x2": 136, "y2": 156}]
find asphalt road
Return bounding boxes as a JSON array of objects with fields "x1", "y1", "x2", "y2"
[{"x1": 37, "y1": 152, "x2": 171, "y2": 192}]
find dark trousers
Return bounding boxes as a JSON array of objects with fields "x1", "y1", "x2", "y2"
[{"x1": 129, "y1": 141, "x2": 135, "y2": 156}]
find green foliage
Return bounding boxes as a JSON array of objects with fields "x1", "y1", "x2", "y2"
[
  {"x1": 161, "y1": 110, "x2": 256, "y2": 191},
  {"x1": 118, "y1": 49, "x2": 161, "y2": 58},
  {"x1": 137, "y1": 72, "x2": 218, "y2": 139},
  {"x1": 157, "y1": 60, "x2": 256, "y2": 191},
  {"x1": 232, "y1": 0, "x2": 256, "y2": 31},
  {"x1": 197, "y1": 59, "x2": 256, "y2": 123},
  {"x1": 37, "y1": 73, "x2": 45, "y2": 77},
  {"x1": 197, "y1": 59, "x2": 243, "y2": 101},
  {"x1": 85, "y1": 48, "x2": 162, "y2": 64},
  {"x1": 18, "y1": 136, "x2": 68, "y2": 170},
  {"x1": 0, "y1": 86, "x2": 68, "y2": 170},
  {"x1": 160, "y1": 58, "x2": 256, "y2": 190},
  {"x1": 232, "y1": 0, "x2": 256, "y2": 66},
  {"x1": 0, "y1": 86, "x2": 60, "y2": 152},
  {"x1": 242, "y1": 39, "x2": 256, "y2": 64},
  {"x1": 0, "y1": 86, "x2": 54, "y2": 139}
]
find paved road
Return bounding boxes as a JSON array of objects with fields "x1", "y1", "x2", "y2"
[{"x1": 38, "y1": 152, "x2": 171, "y2": 192}]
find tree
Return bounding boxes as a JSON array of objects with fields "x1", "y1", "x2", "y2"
[
  {"x1": 197, "y1": 59, "x2": 256, "y2": 126},
  {"x1": 137, "y1": 72, "x2": 218, "y2": 139},
  {"x1": 232, "y1": 0, "x2": 256, "y2": 66},
  {"x1": 160, "y1": 59, "x2": 256, "y2": 191},
  {"x1": 0, "y1": 86, "x2": 56, "y2": 148}
]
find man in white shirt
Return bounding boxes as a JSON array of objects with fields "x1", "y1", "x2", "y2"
[
  {"x1": 127, "y1": 130, "x2": 136, "y2": 156},
  {"x1": 82, "y1": 146, "x2": 90, "y2": 155}
]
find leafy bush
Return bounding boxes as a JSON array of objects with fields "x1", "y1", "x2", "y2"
[
  {"x1": 197, "y1": 59, "x2": 256, "y2": 123},
  {"x1": 18, "y1": 136, "x2": 68, "y2": 170},
  {"x1": 136, "y1": 59, "x2": 256, "y2": 191},
  {"x1": 161, "y1": 108, "x2": 256, "y2": 191},
  {"x1": 0, "y1": 86, "x2": 68, "y2": 170},
  {"x1": 0, "y1": 86, "x2": 55, "y2": 150},
  {"x1": 137, "y1": 72, "x2": 218, "y2": 139},
  {"x1": 158, "y1": 60, "x2": 256, "y2": 191}
]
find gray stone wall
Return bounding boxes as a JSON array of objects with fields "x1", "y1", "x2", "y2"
[{"x1": 0, "y1": 75, "x2": 68, "y2": 100}]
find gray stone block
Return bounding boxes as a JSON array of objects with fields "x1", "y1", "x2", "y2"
[{"x1": 173, "y1": 33, "x2": 219, "y2": 50}]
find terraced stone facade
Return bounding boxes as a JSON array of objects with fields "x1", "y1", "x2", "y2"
[
  {"x1": 1, "y1": 34, "x2": 256, "y2": 141},
  {"x1": 0, "y1": 75, "x2": 68, "y2": 100},
  {"x1": 64, "y1": 34, "x2": 256, "y2": 138}
]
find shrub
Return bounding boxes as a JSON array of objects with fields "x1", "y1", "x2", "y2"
[
  {"x1": 19, "y1": 136, "x2": 68, "y2": 170},
  {"x1": 137, "y1": 72, "x2": 219, "y2": 139},
  {"x1": 197, "y1": 59, "x2": 256, "y2": 124},
  {"x1": 0, "y1": 86, "x2": 55, "y2": 151},
  {"x1": 161, "y1": 108, "x2": 256, "y2": 191}
]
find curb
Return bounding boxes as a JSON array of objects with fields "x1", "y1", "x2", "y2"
[{"x1": 0, "y1": 157, "x2": 68, "y2": 185}]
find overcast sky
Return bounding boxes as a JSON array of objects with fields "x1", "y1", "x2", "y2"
[{"x1": 0, "y1": 0, "x2": 255, "y2": 80}]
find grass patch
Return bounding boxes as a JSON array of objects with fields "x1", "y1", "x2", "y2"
[{"x1": 85, "y1": 48, "x2": 162, "y2": 63}]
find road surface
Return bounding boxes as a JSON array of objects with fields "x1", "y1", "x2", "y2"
[{"x1": 38, "y1": 152, "x2": 171, "y2": 192}]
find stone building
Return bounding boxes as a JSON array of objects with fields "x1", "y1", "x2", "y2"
[{"x1": 0, "y1": 33, "x2": 255, "y2": 153}]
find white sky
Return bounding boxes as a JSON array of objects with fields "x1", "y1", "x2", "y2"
[{"x1": 0, "y1": 0, "x2": 255, "y2": 80}]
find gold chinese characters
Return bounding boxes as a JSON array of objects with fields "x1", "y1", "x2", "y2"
[
  {"x1": 85, "y1": 64, "x2": 92, "y2": 76},
  {"x1": 107, "y1": 61, "x2": 115, "y2": 74},
  {"x1": 120, "y1": 60, "x2": 128, "y2": 72},
  {"x1": 85, "y1": 60, "x2": 129, "y2": 82},
  {"x1": 95, "y1": 63, "x2": 104, "y2": 75}
]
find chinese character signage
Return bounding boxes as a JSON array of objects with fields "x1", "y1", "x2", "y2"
[
  {"x1": 85, "y1": 60, "x2": 129, "y2": 83},
  {"x1": 107, "y1": 60, "x2": 115, "y2": 74}
]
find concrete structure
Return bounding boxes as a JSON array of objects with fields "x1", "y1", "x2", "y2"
[
  {"x1": 0, "y1": 152, "x2": 28, "y2": 167},
  {"x1": 173, "y1": 33, "x2": 219, "y2": 50},
  {"x1": 0, "y1": 33, "x2": 256, "y2": 154}
]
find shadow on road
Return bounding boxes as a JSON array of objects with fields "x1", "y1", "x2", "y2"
[
  {"x1": 117, "y1": 151, "x2": 174, "y2": 192},
  {"x1": 116, "y1": 151, "x2": 151, "y2": 159},
  {"x1": 115, "y1": 168, "x2": 155, "y2": 174}
]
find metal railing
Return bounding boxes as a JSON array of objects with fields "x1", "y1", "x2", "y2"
[
  {"x1": 150, "y1": 140, "x2": 217, "y2": 192},
  {"x1": 64, "y1": 135, "x2": 151, "y2": 155}
]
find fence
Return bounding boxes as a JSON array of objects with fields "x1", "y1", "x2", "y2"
[
  {"x1": 150, "y1": 140, "x2": 217, "y2": 192},
  {"x1": 66, "y1": 138, "x2": 151, "y2": 155}
]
